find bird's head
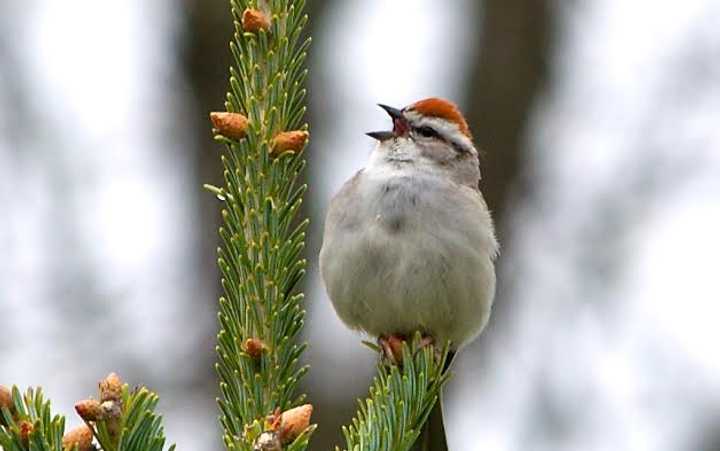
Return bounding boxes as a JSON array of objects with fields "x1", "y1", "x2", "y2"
[{"x1": 366, "y1": 97, "x2": 480, "y2": 186}]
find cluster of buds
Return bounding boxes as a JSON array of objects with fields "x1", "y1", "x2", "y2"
[
  {"x1": 215, "y1": 6, "x2": 310, "y2": 159},
  {"x1": 1, "y1": 384, "x2": 94, "y2": 450},
  {"x1": 210, "y1": 112, "x2": 309, "y2": 157},
  {"x1": 75, "y1": 372, "x2": 123, "y2": 423},
  {"x1": 68, "y1": 372, "x2": 125, "y2": 450}
]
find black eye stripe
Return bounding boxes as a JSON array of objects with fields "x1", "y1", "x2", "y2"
[
  {"x1": 451, "y1": 141, "x2": 470, "y2": 155},
  {"x1": 412, "y1": 125, "x2": 469, "y2": 154},
  {"x1": 415, "y1": 126, "x2": 439, "y2": 138}
]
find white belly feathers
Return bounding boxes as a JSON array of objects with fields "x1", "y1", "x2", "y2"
[{"x1": 319, "y1": 168, "x2": 497, "y2": 348}]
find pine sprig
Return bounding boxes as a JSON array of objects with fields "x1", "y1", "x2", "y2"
[
  {"x1": 211, "y1": 0, "x2": 312, "y2": 449},
  {"x1": 338, "y1": 335, "x2": 452, "y2": 451},
  {"x1": 0, "y1": 387, "x2": 66, "y2": 451},
  {"x1": 88, "y1": 385, "x2": 174, "y2": 451}
]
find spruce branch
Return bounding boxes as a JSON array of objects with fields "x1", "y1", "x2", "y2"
[
  {"x1": 76, "y1": 373, "x2": 175, "y2": 451},
  {"x1": 0, "y1": 374, "x2": 174, "y2": 451},
  {"x1": 210, "y1": 2, "x2": 454, "y2": 450},
  {"x1": 338, "y1": 335, "x2": 451, "y2": 451},
  {"x1": 210, "y1": 0, "x2": 312, "y2": 450},
  {"x1": 0, "y1": 386, "x2": 67, "y2": 451}
]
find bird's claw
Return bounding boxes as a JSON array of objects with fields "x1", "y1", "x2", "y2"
[
  {"x1": 378, "y1": 334, "x2": 435, "y2": 365},
  {"x1": 378, "y1": 335, "x2": 404, "y2": 365}
]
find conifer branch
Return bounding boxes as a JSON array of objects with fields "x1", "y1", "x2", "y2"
[
  {"x1": 76, "y1": 374, "x2": 174, "y2": 451},
  {"x1": 337, "y1": 335, "x2": 451, "y2": 451},
  {"x1": 210, "y1": 2, "x2": 455, "y2": 450},
  {"x1": 1, "y1": 376, "x2": 173, "y2": 451},
  {"x1": 0, "y1": 386, "x2": 67, "y2": 451},
  {"x1": 210, "y1": 0, "x2": 312, "y2": 449}
]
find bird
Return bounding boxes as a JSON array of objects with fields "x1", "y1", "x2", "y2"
[{"x1": 319, "y1": 97, "x2": 498, "y2": 449}]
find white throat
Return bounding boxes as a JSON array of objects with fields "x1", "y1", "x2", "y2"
[{"x1": 367, "y1": 138, "x2": 481, "y2": 188}]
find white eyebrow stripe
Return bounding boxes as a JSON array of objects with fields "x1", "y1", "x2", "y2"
[{"x1": 404, "y1": 112, "x2": 476, "y2": 154}]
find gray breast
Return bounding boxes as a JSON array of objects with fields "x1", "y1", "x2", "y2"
[{"x1": 374, "y1": 177, "x2": 423, "y2": 233}]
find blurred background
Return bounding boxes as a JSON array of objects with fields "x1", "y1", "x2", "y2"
[{"x1": 1, "y1": 1, "x2": 719, "y2": 450}]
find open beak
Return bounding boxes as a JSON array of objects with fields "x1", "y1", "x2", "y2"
[
  {"x1": 366, "y1": 104, "x2": 409, "y2": 141},
  {"x1": 366, "y1": 131, "x2": 395, "y2": 141},
  {"x1": 378, "y1": 104, "x2": 403, "y2": 120}
]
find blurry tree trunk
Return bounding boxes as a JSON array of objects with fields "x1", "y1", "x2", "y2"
[
  {"x1": 181, "y1": 0, "x2": 231, "y2": 263},
  {"x1": 178, "y1": 3, "x2": 233, "y2": 450},
  {"x1": 466, "y1": 0, "x2": 554, "y2": 330},
  {"x1": 440, "y1": 2, "x2": 554, "y2": 446},
  {"x1": 469, "y1": 0, "x2": 553, "y2": 233},
  {"x1": 294, "y1": 3, "x2": 354, "y2": 449}
]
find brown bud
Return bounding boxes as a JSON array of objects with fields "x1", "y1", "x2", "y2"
[
  {"x1": 253, "y1": 430, "x2": 281, "y2": 451},
  {"x1": 210, "y1": 112, "x2": 249, "y2": 140},
  {"x1": 19, "y1": 420, "x2": 33, "y2": 443},
  {"x1": 243, "y1": 338, "x2": 266, "y2": 360},
  {"x1": 242, "y1": 8, "x2": 271, "y2": 33},
  {"x1": 0, "y1": 385, "x2": 11, "y2": 411},
  {"x1": 99, "y1": 373, "x2": 123, "y2": 402},
  {"x1": 278, "y1": 404, "x2": 313, "y2": 444},
  {"x1": 271, "y1": 130, "x2": 309, "y2": 156},
  {"x1": 62, "y1": 424, "x2": 94, "y2": 451},
  {"x1": 75, "y1": 399, "x2": 104, "y2": 422}
]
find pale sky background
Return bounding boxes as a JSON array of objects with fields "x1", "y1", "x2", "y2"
[{"x1": 1, "y1": 1, "x2": 719, "y2": 450}]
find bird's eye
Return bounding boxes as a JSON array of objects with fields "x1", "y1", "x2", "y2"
[{"x1": 416, "y1": 126, "x2": 438, "y2": 139}]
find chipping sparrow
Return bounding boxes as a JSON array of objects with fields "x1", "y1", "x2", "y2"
[{"x1": 319, "y1": 98, "x2": 498, "y2": 352}]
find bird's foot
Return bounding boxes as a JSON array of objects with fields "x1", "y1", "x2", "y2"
[
  {"x1": 378, "y1": 334, "x2": 405, "y2": 365},
  {"x1": 418, "y1": 335, "x2": 434, "y2": 348},
  {"x1": 378, "y1": 334, "x2": 435, "y2": 365}
]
